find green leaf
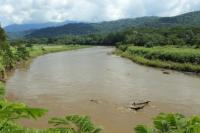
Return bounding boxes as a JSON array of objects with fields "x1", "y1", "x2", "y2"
[{"x1": 134, "y1": 125, "x2": 149, "y2": 133}]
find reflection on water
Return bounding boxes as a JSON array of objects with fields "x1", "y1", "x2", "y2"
[{"x1": 6, "y1": 47, "x2": 200, "y2": 133}]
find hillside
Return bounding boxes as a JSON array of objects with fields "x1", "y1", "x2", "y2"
[
  {"x1": 4, "y1": 20, "x2": 76, "y2": 32},
  {"x1": 7, "y1": 10, "x2": 200, "y2": 38},
  {"x1": 26, "y1": 17, "x2": 159, "y2": 38},
  {"x1": 143, "y1": 11, "x2": 200, "y2": 27},
  {"x1": 92, "y1": 16, "x2": 159, "y2": 32},
  {"x1": 26, "y1": 23, "x2": 98, "y2": 38}
]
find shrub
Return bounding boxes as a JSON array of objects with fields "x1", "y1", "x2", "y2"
[{"x1": 134, "y1": 113, "x2": 200, "y2": 133}]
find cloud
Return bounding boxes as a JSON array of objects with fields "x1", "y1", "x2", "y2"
[{"x1": 0, "y1": 0, "x2": 200, "y2": 26}]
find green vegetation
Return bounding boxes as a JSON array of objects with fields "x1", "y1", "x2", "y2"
[
  {"x1": 102, "y1": 25, "x2": 200, "y2": 73},
  {"x1": 23, "y1": 26, "x2": 200, "y2": 49},
  {"x1": 118, "y1": 27, "x2": 200, "y2": 47},
  {"x1": 48, "y1": 115, "x2": 102, "y2": 133},
  {"x1": 115, "y1": 46, "x2": 200, "y2": 72},
  {"x1": 0, "y1": 82, "x2": 5, "y2": 98},
  {"x1": 0, "y1": 98, "x2": 101, "y2": 133},
  {"x1": 29, "y1": 45, "x2": 90, "y2": 58},
  {"x1": 134, "y1": 113, "x2": 200, "y2": 133}
]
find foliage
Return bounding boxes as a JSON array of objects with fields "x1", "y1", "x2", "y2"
[
  {"x1": 121, "y1": 27, "x2": 200, "y2": 47},
  {"x1": 49, "y1": 115, "x2": 102, "y2": 133},
  {"x1": 134, "y1": 113, "x2": 200, "y2": 133},
  {"x1": 115, "y1": 46, "x2": 200, "y2": 72},
  {"x1": 15, "y1": 45, "x2": 30, "y2": 60},
  {"x1": 126, "y1": 46, "x2": 200, "y2": 65},
  {"x1": 0, "y1": 100, "x2": 47, "y2": 120},
  {"x1": 0, "y1": 82, "x2": 5, "y2": 99},
  {"x1": 24, "y1": 26, "x2": 200, "y2": 48},
  {"x1": 0, "y1": 99, "x2": 101, "y2": 133},
  {"x1": 0, "y1": 99, "x2": 47, "y2": 131},
  {"x1": 1, "y1": 42, "x2": 16, "y2": 69},
  {"x1": 0, "y1": 27, "x2": 30, "y2": 71}
]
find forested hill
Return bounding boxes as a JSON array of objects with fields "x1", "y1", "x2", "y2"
[
  {"x1": 4, "y1": 20, "x2": 77, "y2": 39},
  {"x1": 143, "y1": 11, "x2": 200, "y2": 27},
  {"x1": 4, "y1": 20, "x2": 77, "y2": 32},
  {"x1": 26, "y1": 17, "x2": 159, "y2": 38},
  {"x1": 26, "y1": 23, "x2": 98, "y2": 38},
  {"x1": 14, "y1": 10, "x2": 200, "y2": 38}
]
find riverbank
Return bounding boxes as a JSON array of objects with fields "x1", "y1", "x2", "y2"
[
  {"x1": 114, "y1": 46, "x2": 200, "y2": 73},
  {"x1": 0, "y1": 45, "x2": 90, "y2": 80},
  {"x1": 0, "y1": 45, "x2": 90, "y2": 91},
  {"x1": 0, "y1": 44, "x2": 94, "y2": 132},
  {"x1": 29, "y1": 45, "x2": 90, "y2": 58}
]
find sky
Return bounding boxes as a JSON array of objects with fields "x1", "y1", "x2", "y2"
[{"x1": 0, "y1": 0, "x2": 200, "y2": 26}]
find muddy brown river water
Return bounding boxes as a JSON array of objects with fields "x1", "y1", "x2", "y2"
[{"x1": 5, "y1": 46, "x2": 200, "y2": 133}]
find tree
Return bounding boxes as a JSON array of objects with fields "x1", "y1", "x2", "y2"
[
  {"x1": 192, "y1": 34, "x2": 200, "y2": 47},
  {"x1": 16, "y1": 45, "x2": 29, "y2": 60},
  {"x1": 0, "y1": 27, "x2": 6, "y2": 43}
]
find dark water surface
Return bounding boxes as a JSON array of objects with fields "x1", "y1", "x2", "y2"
[{"x1": 6, "y1": 47, "x2": 200, "y2": 133}]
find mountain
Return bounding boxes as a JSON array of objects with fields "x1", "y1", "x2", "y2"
[
  {"x1": 92, "y1": 16, "x2": 159, "y2": 32},
  {"x1": 25, "y1": 17, "x2": 160, "y2": 38},
  {"x1": 141, "y1": 11, "x2": 200, "y2": 27},
  {"x1": 94, "y1": 11, "x2": 200, "y2": 29},
  {"x1": 12, "y1": 10, "x2": 200, "y2": 38},
  {"x1": 4, "y1": 20, "x2": 77, "y2": 33},
  {"x1": 27, "y1": 23, "x2": 98, "y2": 37}
]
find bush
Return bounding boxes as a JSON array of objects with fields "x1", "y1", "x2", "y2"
[
  {"x1": 16, "y1": 45, "x2": 30, "y2": 60},
  {"x1": 134, "y1": 113, "x2": 200, "y2": 133}
]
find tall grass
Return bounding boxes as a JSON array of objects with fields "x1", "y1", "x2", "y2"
[
  {"x1": 127, "y1": 46, "x2": 200, "y2": 65},
  {"x1": 115, "y1": 46, "x2": 200, "y2": 73}
]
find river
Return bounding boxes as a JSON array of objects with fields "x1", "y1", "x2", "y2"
[{"x1": 6, "y1": 46, "x2": 200, "y2": 133}]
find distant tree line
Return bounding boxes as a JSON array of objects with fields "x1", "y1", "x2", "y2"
[{"x1": 23, "y1": 26, "x2": 200, "y2": 47}]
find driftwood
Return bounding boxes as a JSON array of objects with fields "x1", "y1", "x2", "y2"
[
  {"x1": 130, "y1": 105, "x2": 145, "y2": 111},
  {"x1": 161, "y1": 69, "x2": 170, "y2": 75},
  {"x1": 130, "y1": 100, "x2": 151, "y2": 111},
  {"x1": 132, "y1": 100, "x2": 151, "y2": 106},
  {"x1": 90, "y1": 99, "x2": 99, "y2": 104},
  {"x1": 163, "y1": 71, "x2": 170, "y2": 74}
]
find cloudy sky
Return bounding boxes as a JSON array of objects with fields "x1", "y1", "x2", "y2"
[{"x1": 0, "y1": 0, "x2": 200, "y2": 26}]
